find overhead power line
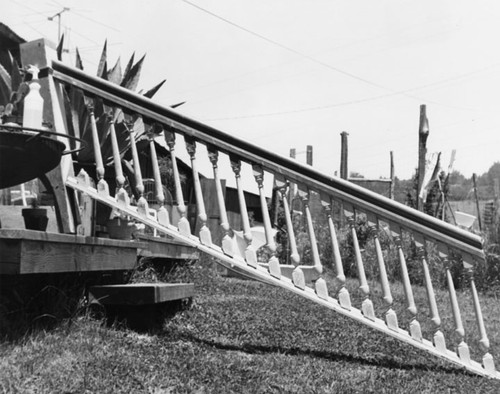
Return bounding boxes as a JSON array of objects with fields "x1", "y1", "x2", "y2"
[
  {"x1": 201, "y1": 61, "x2": 500, "y2": 121},
  {"x1": 180, "y1": 0, "x2": 489, "y2": 114}
]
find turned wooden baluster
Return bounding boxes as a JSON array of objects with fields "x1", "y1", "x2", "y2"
[
  {"x1": 147, "y1": 122, "x2": 169, "y2": 227},
  {"x1": 163, "y1": 128, "x2": 191, "y2": 236},
  {"x1": 105, "y1": 108, "x2": 129, "y2": 208},
  {"x1": 84, "y1": 95, "x2": 109, "y2": 195},
  {"x1": 298, "y1": 185, "x2": 328, "y2": 299},
  {"x1": 367, "y1": 213, "x2": 398, "y2": 330},
  {"x1": 413, "y1": 233, "x2": 446, "y2": 352},
  {"x1": 462, "y1": 253, "x2": 495, "y2": 373},
  {"x1": 275, "y1": 175, "x2": 300, "y2": 266},
  {"x1": 253, "y1": 165, "x2": 280, "y2": 278},
  {"x1": 438, "y1": 244, "x2": 470, "y2": 363},
  {"x1": 185, "y1": 137, "x2": 212, "y2": 245},
  {"x1": 276, "y1": 175, "x2": 310, "y2": 289},
  {"x1": 322, "y1": 196, "x2": 350, "y2": 309},
  {"x1": 344, "y1": 203, "x2": 375, "y2": 320},
  {"x1": 123, "y1": 113, "x2": 149, "y2": 218},
  {"x1": 230, "y1": 157, "x2": 257, "y2": 267},
  {"x1": 389, "y1": 223, "x2": 422, "y2": 341},
  {"x1": 207, "y1": 146, "x2": 233, "y2": 255}
]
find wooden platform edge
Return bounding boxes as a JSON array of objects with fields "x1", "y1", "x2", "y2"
[{"x1": 89, "y1": 283, "x2": 195, "y2": 305}]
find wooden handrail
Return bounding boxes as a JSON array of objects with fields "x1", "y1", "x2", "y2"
[{"x1": 51, "y1": 59, "x2": 484, "y2": 258}]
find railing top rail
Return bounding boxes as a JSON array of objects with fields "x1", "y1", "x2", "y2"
[{"x1": 51, "y1": 59, "x2": 484, "y2": 257}]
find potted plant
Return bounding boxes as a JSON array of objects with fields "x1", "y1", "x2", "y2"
[
  {"x1": 22, "y1": 194, "x2": 48, "y2": 231},
  {"x1": 106, "y1": 213, "x2": 137, "y2": 240}
]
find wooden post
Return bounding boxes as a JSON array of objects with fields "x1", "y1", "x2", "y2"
[
  {"x1": 472, "y1": 173, "x2": 482, "y2": 231},
  {"x1": 306, "y1": 145, "x2": 313, "y2": 166},
  {"x1": 340, "y1": 131, "x2": 348, "y2": 180},
  {"x1": 417, "y1": 105, "x2": 429, "y2": 211},
  {"x1": 389, "y1": 151, "x2": 395, "y2": 200}
]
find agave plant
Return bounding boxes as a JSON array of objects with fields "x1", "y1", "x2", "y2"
[
  {"x1": 60, "y1": 37, "x2": 168, "y2": 167},
  {"x1": 0, "y1": 54, "x2": 28, "y2": 124}
]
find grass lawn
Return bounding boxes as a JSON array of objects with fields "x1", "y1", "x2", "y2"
[{"x1": 1, "y1": 258, "x2": 500, "y2": 393}]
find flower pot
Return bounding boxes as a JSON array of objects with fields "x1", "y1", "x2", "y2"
[
  {"x1": 22, "y1": 208, "x2": 48, "y2": 231},
  {"x1": 106, "y1": 217, "x2": 135, "y2": 240}
]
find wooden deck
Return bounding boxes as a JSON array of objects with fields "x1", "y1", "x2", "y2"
[
  {"x1": 0, "y1": 229, "x2": 200, "y2": 275},
  {"x1": 0, "y1": 229, "x2": 146, "y2": 274}
]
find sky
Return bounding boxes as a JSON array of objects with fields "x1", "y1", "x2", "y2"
[{"x1": 3, "y1": 0, "x2": 500, "y2": 180}]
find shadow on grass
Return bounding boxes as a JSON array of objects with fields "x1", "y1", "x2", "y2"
[{"x1": 167, "y1": 331, "x2": 475, "y2": 377}]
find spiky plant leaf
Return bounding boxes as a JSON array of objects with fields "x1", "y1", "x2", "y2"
[
  {"x1": 120, "y1": 54, "x2": 145, "y2": 91},
  {"x1": 170, "y1": 101, "x2": 186, "y2": 109},
  {"x1": 143, "y1": 79, "x2": 166, "y2": 99},
  {"x1": 57, "y1": 34, "x2": 64, "y2": 61},
  {"x1": 0, "y1": 63, "x2": 12, "y2": 105},
  {"x1": 10, "y1": 58, "x2": 22, "y2": 93},
  {"x1": 107, "y1": 57, "x2": 122, "y2": 84},
  {"x1": 75, "y1": 48, "x2": 84, "y2": 70},
  {"x1": 121, "y1": 52, "x2": 135, "y2": 84},
  {"x1": 96, "y1": 40, "x2": 107, "y2": 79}
]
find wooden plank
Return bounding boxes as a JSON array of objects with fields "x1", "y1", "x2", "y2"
[
  {"x1": 136, "y1": 234, "x2": 199, "y2": 260},
  {"x1": 0, "y1": 229, "x2": 147, "y2": 274},
  {"x1": 89, "y1": 283, "x2": 194, "y2": 305}
]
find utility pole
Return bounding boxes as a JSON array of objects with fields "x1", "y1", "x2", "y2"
[
  {"x1": 389, "y1": 151, "x2": 395, "y2": 200},
  {"x1": 417, "y1": 104, "x2": 429, "y2": 211},
  {"x1": 306, "y1": 145, "x2": 313, "y2": 166},
  {"x1": 472, "y1": 173, "x2": 483, "y2": 231},
  {"x1": 340, "y1": 131, "x2": 349, "y2": 180},
  {"x1": 48, "y1": 7, "x2": 70, "y2": 42}
]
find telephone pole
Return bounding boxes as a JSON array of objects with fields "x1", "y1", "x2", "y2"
[{"x1": 48, "y1": 7, "x2": 70, "y2": 42}]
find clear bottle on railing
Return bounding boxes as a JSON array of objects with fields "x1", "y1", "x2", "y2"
[{"x1": 22, "y1": 65, "x2": 44, "y2": 131}]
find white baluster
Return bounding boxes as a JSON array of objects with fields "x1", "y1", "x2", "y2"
[
  {"x1": 106, "y1": 112, "x2": 129, "y2": 208},
  {"x1": 438, "y1": 244, "x2": 470, "y2": 363},
  {"x1": 414, "y1": 233, "x2": 446, "y2": 352},
  {"x1": 148, "y1": 123, "x2": 169, "y2": 227},
  {"x1": 85, "y1": 98, "x2": 109, "y2": 196},
  {"x1": 275, "y1": 175, "x2": 300, "y2": 266},
  {"x1": 163, "y1": 128, "x2": 191, "y2": 236},
  {"x1": 208, "y1": 146, "x2": 233, "y2": 255},
  {"x1": 298, "y1": 185, "x2": 327, "y2": 298},
  {"x1": 230, "y1": 158, "x2": 257, "y2": 268},
  {"x1": 124, "y1": 113, "x2": 148, "y2": 218},
  {"x1": 367, "y1": 213, "x2": 398, "y2": 330},
  {"x1": 252, "y1": 165, "x2": 280, "y2": 278},
  {"x1": 322, "y1": 196, "x2": 350, "y2": 309},
  {"x1": 344, "y1": 203, "x2": 374, "y2": 320},
  {"x1": 186, "y1": 137, "x2": 212, "y2": 245},
  {"x1": 462, "y1": 252, "x2": 495, "y2": 373},
  {"x1": 389, "y1": 223, "x2": 421, "y2": 341}
]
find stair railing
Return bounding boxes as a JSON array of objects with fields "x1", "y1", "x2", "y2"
[{"x1": 50, "y1": 59, "x2": 497, "y2": 379}]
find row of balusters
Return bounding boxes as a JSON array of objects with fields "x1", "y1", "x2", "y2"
[{"x1": 83, "y1": 102, "x2": 494, "y2": 374}]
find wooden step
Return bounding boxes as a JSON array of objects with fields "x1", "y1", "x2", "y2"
[{"x1": 89, "y1": 282, "x2": 194, "y2": 305}]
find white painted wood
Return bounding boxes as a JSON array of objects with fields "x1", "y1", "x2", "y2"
[
  {"x1": 186, "y1": 137, "x2": 212, "y2": 246},
  {"x1": 126, "y1": 115, "x2": 148, "y2": 218},
  {"x1": 275, "y1": 175, "x2": 300, "y2": 266},
  {"x1": 164, "y1": 128, "x2": 190, "y2": 236},
  {"x1": 344, "y1": 203, "x2": 374, "y2": 319},
  {"x1": 322, "y1": 197, "x2": 351, "y2": 310},
  {"x1": 298, "y1": 185, "x2": 323, "y2": 275},
  {"x1": 64, "y1": 175, "x2": 500, "y2": 380},
  {"x1": 230, "y1": 158, "x2": 257, "y2": 268},
  {"x1": 86, "y1": 100, "x2": 109, "y2": 196},
  {"x1": 208, "y1": 147, "x2": 233, "y2": 256}
]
